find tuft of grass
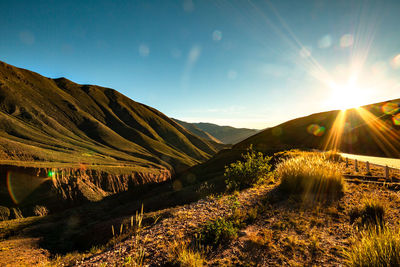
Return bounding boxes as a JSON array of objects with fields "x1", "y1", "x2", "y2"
[
  {"x1": 248, "y1": 228, "x2": 273, "y2": 248},
  {"x1": 0, "y1": 206, "x2": 10, "y2": 221},
  {"x1": 33, "y1": 205, "x2": 49, "y2": 217},
  {"x1": 168, "y1": 239, "x2": 206, "y2": 267},
  {"x1": 349, "y1": 199, "x2": 385, "y2": 227},
  {"x1": 345, "y1": 227, "x2": 400, "y2": 267},
  {"x1": 276, "y1": 154, "x2": 344, "y2": 203}
]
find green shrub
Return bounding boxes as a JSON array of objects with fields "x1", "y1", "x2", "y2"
[
  {"x1": 0, "y1": 206, "x2": 10, "y2": 221},
  {"x1": 224, "y1": 145, "x2": 272, "y2": 191},
  {"x1": 345, "y1": 227, "x2": 400, "y2": 266},
  {"x1": 350, "y1": 199, "x2": 385, "y2": 227},
  {"x1": 198, "y1": 218, "x2": 239, "y2": 247},
  {"x1": 276, "y1": 154, "x2": 344, "y2": 203}
]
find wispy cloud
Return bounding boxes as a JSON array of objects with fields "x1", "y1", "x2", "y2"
[{"x1": 181, "y1": 45, "x2": 202, "y2": 89}]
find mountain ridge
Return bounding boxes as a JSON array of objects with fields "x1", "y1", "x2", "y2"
[
  {"x1": 0, "y1": 60, "x2": 221, "y2": 206},
  {"x1": 173, "y1": 119, "x2": 259, "y2": 144}
]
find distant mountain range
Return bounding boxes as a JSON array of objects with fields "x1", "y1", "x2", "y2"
[{"x1": 173, "y1": 119, "x2": 259, "y2": 144}]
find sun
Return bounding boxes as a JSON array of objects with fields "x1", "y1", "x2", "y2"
[{"x1": 327, "y1": 80, "x2": 367, "y2": 110}]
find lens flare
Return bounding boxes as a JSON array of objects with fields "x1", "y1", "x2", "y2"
[
  {"x1": 324, "y1": 110, "x2": 347, "y2": 151},
  {"x1": 391, "y1": 54, "x2": 400, "y2": 69},
  {"x1": 340, "y1": 34, "x2": 354, "y2": 48},
  {"x1": 318, "y1": 34, "x2": 332, "y2": 49},
  {"x1": 7, "y1": 171, "x2": 49, "y2": 204},
  {"x1": 393, "y1": 113, "x2": 400, "y2": 126},
  {"x1": 272, "y1": 127, "x2": 283, "y2": 136},
  {"x1": 212, "y1": 30, "x2": 222, "y2": 42},
  {"x1": 356, "y1": 107, "x2": 400, "y2": 156},
  {"x1": 382, "y1": 102, "x2": 399, "y2": 115},
  {"x1": 307, "y1": 124, "x2": 325, "y2": 136}
]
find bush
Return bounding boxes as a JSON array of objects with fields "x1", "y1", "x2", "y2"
[
  {"x1": 224, "y1": 145, "x2": 272, "y2": 191},
  {"x1": 345, "y1": 227, "x2": 400, "y2": 266},
  {"x1": 33, "y1": 205, "x2": 49, "y2": 216},
  {"x1": 350, "y1": 199, "x2": 385, "y2": 227},
  {"x1": 276, "y1": 154, "x2": 344, "y2": 203},
  {"x1": 198, "y1": 218, "x2": 239, "y2": 247},
  {"x1": 0, "y1": 206, "x2": 10, "y2": 221}
]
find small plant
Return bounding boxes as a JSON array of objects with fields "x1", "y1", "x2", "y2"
[
  {"x1": 248, "y1": 229, "x2": 273, "y2": 247},
  {"x1": 198, "y1": 217, "x2": 239, "y2": 247},
  {"x1": 309, "y1": 231, "x2": 321, "y2": 257},
  {"x1": 230, "y1": 206, "x2": 258, "y2": 225},
  {"x1": 276, "y1": 154, "x2": 344, "y2": 203},
  {"x1": 33, "y1": 205, "x2": 49, "y2": 216},
  {"x1": 196, "y1": 182, "x2": 215, "y2": 197},
  {"x1": 226, "y1": 193, "x2": 241, "y2": 212},
  {"x1": 168, "y1": 239, "x2": 206, "y2": 267},
  {"x1": 0, "y1": 206, "x2": 10, "y2": 221},
  {"x1": 132, "y1": 204, "x2": 146, "y2": 267},
  {"x1": 344, "y1": 227, "x2": 400, "y2": 266},
  {"x1": 224, "y1": 145, "x2": 272, "y2": 191},
  {"x1": 349, "y1": 199, "x2": 385, "y2": 227},
  {"x1": 11, "y1": 208, "x2": 23, "y2": 219}
]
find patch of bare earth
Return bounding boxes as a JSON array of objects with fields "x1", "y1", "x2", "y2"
[
  {"x1": 0, "y1": 237, "x2": 49, "y2": 266},
  {"x1": 78, "y1": 178, "x2": 400, "y2": 266}
]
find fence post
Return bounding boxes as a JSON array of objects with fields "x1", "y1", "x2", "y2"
[
  {"x1": 346, "y1": 157, "x2": 349, "y2": 168},
  {"x1": 366, "y1": 161, "x2": 370, "y2": 174},
  {"x1": 385, "y1": 165, "x2": 390, "y2": 181},
  {"x1": 355, "y1": 159, "x2": 358, "y2": 172}
]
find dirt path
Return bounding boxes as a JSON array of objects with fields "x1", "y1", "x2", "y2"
[{"x1": 340, "y1": 153, "x2": 400, "y2": 169}]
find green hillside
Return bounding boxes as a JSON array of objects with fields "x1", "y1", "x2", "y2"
[{"x1": 0, "y1": 61, "x2": 220, "y2": 206}]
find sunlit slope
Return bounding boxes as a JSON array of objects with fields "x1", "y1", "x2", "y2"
[
  {"x1": 0, "y1": 61, "x2": 218, "y2": 172},
  {"x1": 235, "y1": 99, "x2": 400, "y2": 158},
  {"x1": 179, "y1": 99, "x2": 400, "y2": 185}
]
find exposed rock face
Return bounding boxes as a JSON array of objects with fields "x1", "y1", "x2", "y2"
[{"x1": 0, "y1": 165, "x2": 172, "y2": 211}]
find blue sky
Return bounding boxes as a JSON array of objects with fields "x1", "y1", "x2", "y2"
[{"x1": 1, "y1": 0, "x2": 400, "y2": 129}]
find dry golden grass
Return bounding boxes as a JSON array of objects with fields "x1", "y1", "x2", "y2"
[
  {"x1": 276, "y1": 153, "x2": 344, "y2": 203},
  {"x1": 350, "y1": 198, "x2": 386, "y2": 227},
  {"x1": 168, "y1": 240, "x2": 206, "y2": 267},
  {"x1": 345, "y1": 227, "x2": 400, "y2": 267}
]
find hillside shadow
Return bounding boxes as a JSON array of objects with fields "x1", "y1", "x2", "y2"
[{"x1": 1, "y1": 173, "x2": 227, "y2": 255}]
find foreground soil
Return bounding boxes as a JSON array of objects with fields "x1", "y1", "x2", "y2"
[
  {"x1": 1, "y1": 156, "x2": 400, "y2": 266},
  {"x1": 79, "y1": 182, "x2": 400, "y2": 266}
]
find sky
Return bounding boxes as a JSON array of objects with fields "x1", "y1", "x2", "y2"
[{"x1": 1, "y1": 0, "x2": 400, "y2": 129}]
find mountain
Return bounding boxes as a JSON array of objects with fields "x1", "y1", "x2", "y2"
[
  {"x1": 173, "y1": 118, "x2": 222, "y2": 144},
  {"x1": 181, "y1": 99, "x2": 400, "y2": 182},
  {"x1": 0, "y1": 61, "x2": 220, "y2": 207},
  {"x1": 174, "y1": 120, "x2": 259, "y2": 144},
  {"x1": 235, "y1": 100, "x2": 400, "y2": 157}
]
